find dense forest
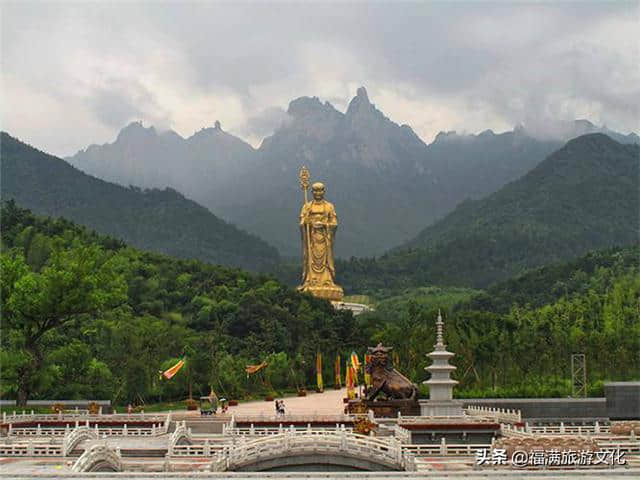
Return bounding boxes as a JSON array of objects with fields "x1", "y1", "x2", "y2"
[
  {"x1": 0, "y1": 202, "x2": 357, "y2": 405},
  {"x1": 361, "y1": 245, "x2": 639, "y2": 397},
  {"x1": 2, "y1": 203, "x2": 637, "y2": 405},
  {"x1": 0, "y1": 132, "x2": 280, "y2": 271},
  {"x1": 336, "y1": 134, "x2": 639, "y2": 294}
]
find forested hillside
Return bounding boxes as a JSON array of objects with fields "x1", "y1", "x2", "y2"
[
  {"x1": 0, "y1": 132, "x2": 280, "y2": 271},
  {"x1": 1, "y1": 204, "x2": 637, "y2": 404},
  {"x1": 0, "y1": 202, "x2": 357, "y2": 405},
  {"x1": 457, "y1": 246, "x2": 640, "y2": 314},
  {"x1": 338, "y1": 134, "x2": 639, "y2": 292},
  {"x1": 358, "y1": 244, "x2": 640, "y2": 397}
]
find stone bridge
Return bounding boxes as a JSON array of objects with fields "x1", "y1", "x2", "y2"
[
  {"x1": 72, "y1": 444, "x2": 123, "y2": 472},
  {"x1": 211, "y1": 429, "x2": 415, "y2": 472}
]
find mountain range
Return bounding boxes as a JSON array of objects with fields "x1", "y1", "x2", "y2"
[
  {"x1": 67, "y1": 87, "x2": 638, "y2": 258},
  {"x1": 337, "y1": 133, "x2": 639, "y2": 291},
  {"x1": 0, "y1": 133, "x2": 280, "y2": 271}
]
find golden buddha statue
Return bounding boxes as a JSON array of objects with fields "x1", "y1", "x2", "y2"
[{"x1": 298, "y1": 167, "x2": 344, "y2": 302}]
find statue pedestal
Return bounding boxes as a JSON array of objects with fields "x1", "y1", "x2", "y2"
[
  {"x1": 298, "y1": 284, "x2": 344, "y2": 302},
  {"x1": 346, "y1": 399, "x2": 420, "y2": 418},
  {"x1": 419, "y1": 400, "x2": 464, "y2": 417}
]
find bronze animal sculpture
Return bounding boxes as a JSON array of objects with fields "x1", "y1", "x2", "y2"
[{"x1": 365, "y1": 343, "x2": 418, "y2": 401}]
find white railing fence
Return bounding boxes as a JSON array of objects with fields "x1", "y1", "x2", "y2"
[
  {"x1": 210, "y1": 429, "x2": 412, "y2": 472},
  {"x1": 466, "y1": 405, "x2": 522, "y2": 423}
]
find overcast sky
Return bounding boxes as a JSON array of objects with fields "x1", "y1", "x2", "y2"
[{"x1": 2, "y1": 1, "x2": 638, "y2": 156}]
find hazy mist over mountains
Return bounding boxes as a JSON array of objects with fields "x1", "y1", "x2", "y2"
[{"x1": 68, "y1": 87, "x2": 638, "y2": 258}]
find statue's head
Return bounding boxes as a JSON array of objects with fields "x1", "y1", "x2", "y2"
[
  {"x1": 366, "y1": 343, "x2": 393, "y2": 372},
  {"x1": 312, "y1": 182, "x2": 325, "y2": 201}
]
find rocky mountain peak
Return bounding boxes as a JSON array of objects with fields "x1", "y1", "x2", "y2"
[
  {"x1": 116, "y1": 121, "x2": 157, "y2": 142},
  {"x1": 287, "y1": 96, "x2": 336, "y2": 118},
  {"x1": 346, "y1": 86, "x2": 375, "y2": 117}
]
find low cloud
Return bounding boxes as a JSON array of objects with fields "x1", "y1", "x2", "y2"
[
  {"x1": 233, "y1": 107, "x2": 292, "y2": 147},
  {"x1": 1, "y1": 2, "x2": 637, "y2": 156}
]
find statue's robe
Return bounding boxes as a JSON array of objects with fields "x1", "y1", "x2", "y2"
[{"x1": 300, "y1": 199, "x2": 337, "y2": 288}]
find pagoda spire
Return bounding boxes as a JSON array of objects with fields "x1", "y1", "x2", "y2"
[
  {"x1": 424, "y1": 310, "x2": 458, "y2": 401},
  {"x1": 435, "y1": 309, "x2": 444, "y2": 348}
]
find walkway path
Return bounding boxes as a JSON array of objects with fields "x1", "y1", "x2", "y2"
[{"x1": 223, "y1": 388, "x2": 347, "y2": 417}]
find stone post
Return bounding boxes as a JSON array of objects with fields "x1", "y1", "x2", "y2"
[
  {"x1": 123, "y1": 424, "x2": 128, "y2": 436},
  {"x1": 204, "y1": 439, "x2": 211, "y2": 456},
  {"x1": 36, "y1": 424, "x2": 41, "y2": 435},
  {"x1": 440, "y1": 437, "x2": 447, "y2": 455},
  {"x1": 27, "y1": 441, "x2": 34, "y2": 456}
]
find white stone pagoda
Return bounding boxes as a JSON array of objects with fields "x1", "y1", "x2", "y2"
[{"x1": 421, "y1": 310, "x2": 464, "y2": 416}]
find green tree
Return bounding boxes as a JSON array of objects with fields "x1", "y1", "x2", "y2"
[{"x1": 1, "y1": 245, "x2": 126, "y2": 405}]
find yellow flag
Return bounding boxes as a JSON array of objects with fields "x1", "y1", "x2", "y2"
[
  {"x1": 316, "y1": 352, "x2": 324, "y2": 392},
  {"x1": 161, "y1": 358, "x2": 185, "y2": 379}
]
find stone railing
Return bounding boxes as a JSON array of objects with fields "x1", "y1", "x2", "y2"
[
  {"x1": 397, "y1": 414, "x2": 482, "y2": 424},
  {"x1": 167, "y1": 421, "x2": 192, "y2": 455},
  {"x1": 8, "y1": 421, "x2": 167, "y2": 438},
  {"x1": 466, "y1": 405, "x2": 522, "y2": 423},
  {"x1": 225, "y1": 424, "x2": 353, "y2": 437},
  {"x1": 63, "y1": 426, "x2": 98, "y2": 457},
  {"x1": 402, "y1": 440, "x2": 491, "y2": 457},
  {"x1": 1, "y1": 410, "x2": 167, "y2": 424},
  {"x1": 72, "y1": 444, "x2": 123, "y2": 473},
  {"x1": 393, "y1": 424, "x2": 411, "y2": 444},
  {"x1": 210, "y1": 428, "x2": 415, "y2": 472},
  {"x1": 169, "y1": 440, "x2": 226, "y2": 456},
  {"x1": 501, "y1": 423, "x2": 534, "y2": 437},
  {"x1": 598, "y1": 439, "x2": 640, "y2": 454},
  {"x1": 0, "y1": 440, "x2": 63, "y2": 457},
  {"x1": 526, "y1": 421, "x2": 610, "y2": 435}
]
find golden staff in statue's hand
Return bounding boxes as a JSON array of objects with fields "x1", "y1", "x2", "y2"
[
  {"x1": 299, "y1": 166, "x2": 310, "y2": 203},
  {"x1": 299, "y1": 166, "x2": 311, "y2": 283}
]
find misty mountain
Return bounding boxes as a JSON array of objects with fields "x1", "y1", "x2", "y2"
[
  {"x1": 0, "y1": 132, "x2": 280, "y2": 271},
  {"x1": 338, "y1": 133, "x2": 639, "y2": 292},
  {"x1": 69, "y1": 120, "x2": 259, "y2": 211},
  {"x1": 68, "y1": 88, "x2": 638, "y2": 258}
]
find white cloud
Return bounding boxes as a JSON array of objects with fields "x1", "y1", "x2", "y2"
[{"x1": 1, "y1": 2, "x2": 637, "y2": 156}]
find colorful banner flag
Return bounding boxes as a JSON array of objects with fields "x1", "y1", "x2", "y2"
[
  {"x1": 316, "y1": 352, "x2": 323, "y2": 392},
  {"x1": 350, "y1": 351, "x2": 361, "y2": 370},
  {"x1": 346, "y1": 360, "x2": 356, "y2": 399},
  {"x1": 334, "y1": 354, "x2": 341, "y2": 388},
  {"x1": 161, "y1": 358, "x2": 185, "y2": 379},
  {"x1": 364, "y1": 354, "x2": 372, "y2": 388},
  {"x1": 245, "y1": 361, "x2": 268, "y2": 377}
]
